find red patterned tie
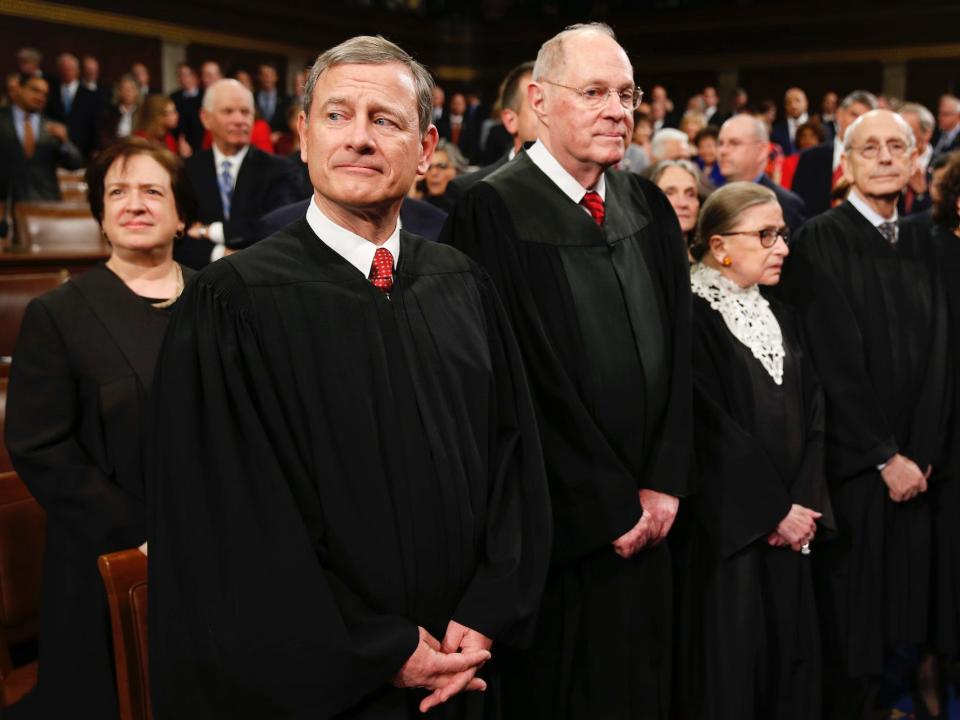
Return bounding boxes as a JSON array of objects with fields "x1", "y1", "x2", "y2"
[
  {"x1": 581, "y1": 191, "x2": 605, "y2": 226},
  {"x1": 369, "y1": 247, "x2": 394, "y2": 294}
]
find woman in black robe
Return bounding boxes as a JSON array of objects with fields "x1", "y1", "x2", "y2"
[
  {"x1": 679, "y1": 182, "x2": 834, "y2": 720},
  {"x1": 4, "y1": 137, "x2": 194, "y2": 719}
]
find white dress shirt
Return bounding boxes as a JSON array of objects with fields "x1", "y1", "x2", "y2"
[
  {"x1": 527, "y1": 141, "x2": 606, "y2": 216},
  {"x1": 848, "y1": 187, "x2": 898, "y2": 236},
  {"x1": 787, "y1": 113, "x2": 808, "y2": 144},
  {"x1": 11, "y1": 105, "x2": 41, "y2": 148},
  {"x1": 116, "y1": 106, "x2": 136, "y2": 138},
  {"x1": 305, "y1": 196, "x2": 400, "y2": 276},
  {"x1": 60, "y1": 79, "x2": 79, "y2": 114},
  {"x1": 207, "y1": 144, "x2": 250, "y2": 261}
]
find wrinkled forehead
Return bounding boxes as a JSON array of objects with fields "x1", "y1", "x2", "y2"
[
  {"x1": 558, "y1": 33, "x2": 633, "y2": 86},
  {"x1": 314, "y1": 62, "x2": 418, "y2": 114},
  {"x1": 850, "y1": 116, "x2": 910, "y2": 146}
]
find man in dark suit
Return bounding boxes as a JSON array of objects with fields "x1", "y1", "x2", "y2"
[
  {"x1": 932, "y1": 94, "x2": 960, "y2": 158},
  {"x1": 177, "y1": 79, "x2": 299, "y2": 269},
  {"x1": 703, "y1": 86, "x2": 728, "y2": 127},
  {"x1": 445, "y1": 61, "x2": 538, "y2": 205},
  {"x1": 170, "y1": 63, "x2": 204, "y2": 153},
  {"x1": 770, "y1": 87, "x2": 809, "y2": 156},
  {"x1": 0, "y1": 75, "x2": 82, "y2": 203},
  {"x1": 256, "y1": 63, "x2": 292, "y2": 134},
  {"x1": 718, "y1": 113, "x2": 807, "y2": 229},
  {"x1": 792, "y1": 90, "x2": 877, "y2": 217},
  {"x1": 80, "y1": 55, "x2": 112, "y2": 112},
  {"x1": 445, "y1": 92, "x2": 481, "y2": 163},
  {"x1": 45, "y1": 53, "x2": 101, "y2": 160}
]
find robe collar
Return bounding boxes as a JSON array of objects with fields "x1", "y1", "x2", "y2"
[
  {"x1": 305, "y1": 197, "x2": 400, "y2": 278},
  {"x1": 526, "y1": 140, "x2": 607, "y2": 205}
]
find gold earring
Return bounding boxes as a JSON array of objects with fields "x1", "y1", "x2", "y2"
[{"x1": 722, "y1": 256, "x2": 732, "y2": 266}]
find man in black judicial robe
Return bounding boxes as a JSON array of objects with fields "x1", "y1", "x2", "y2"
[
  {"x1": 777, "y1": 110, "x2": 951, "y2": 718},
  {"x1": 443, "y1": 24, "x2": 691, "y2": 720},
  {"x1": 148, "y1": 36, "x2": 551, "y2": 719}
]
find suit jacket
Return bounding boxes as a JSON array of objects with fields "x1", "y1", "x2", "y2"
[
  {"x1": 256, "y1": 90, "x2": 293, "y2": 133},
  {"x1": 175, "y1": 147, "x2": 300, "y2": 268},
  {"x1": 444, "y1": 151, "x2": 512, "y2": 206},
  {"x1": 0, "y1": 106, "x2": 82, "y2": 202},
  {"x1": 256, "y1": 196, "x2": 447, "y2": 244},
  {"x1": 791, "y1": 142, "x2": 834, "y2": 218},
  {"x1": 5, "y1": 264, "x2": 192, "y2": 717},
  {"x1": 45, "y1": 82, "x2": 101, "y2": 159},
  {"x1": 170, "y1": 89, "x2": 204, "y2": 152},
  {"x1": 932, "y1": 129, "x2": 960, "y2": 159},
  {"x1": 758, "y1": 173, "x2": 808, "y2": 230},
  {"x1": 770, "y1": 120, "x2": 798, "y2": 156}
]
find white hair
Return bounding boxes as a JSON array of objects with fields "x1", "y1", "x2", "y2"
[
  {"x1": 532, "y1": 22, "x2": 620, "y2": 82},
  {"x1": 843, "y1": 109, "x2": 916, "y2": 153},
  {"x1": 650, "y1": 128, "x2": 690, "y2": 162},
  {"x1": 899, "y1": 102, "x2": 935, "y2": 134},
  {"x1": 202, "y1": 78, "x2": 254, "y2": 112},
  {"x1": 721, "y1": 113, "x2": 769, "y2": 144}
]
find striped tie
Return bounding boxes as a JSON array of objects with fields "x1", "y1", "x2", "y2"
[{"x1": 219, "y1": 160, "x2": 234, "y2": 220}]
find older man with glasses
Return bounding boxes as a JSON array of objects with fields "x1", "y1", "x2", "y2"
[
  {"x1": 444, "y1": 22, "x2": 692, "y2": 720},
  {"x1": 777, "y1": 108, "x2": 952, "y2": 719}
]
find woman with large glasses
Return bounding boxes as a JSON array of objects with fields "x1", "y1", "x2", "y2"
[{"x1": 677, "y1": 182, "x2": 834, "y2": 720}]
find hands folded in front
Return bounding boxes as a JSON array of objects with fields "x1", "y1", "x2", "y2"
[
  {"x1": 766, "y1": 503, "x2": 822, "y2": 552},
  {"x1": 394, "y1": 621, "x2": 493, "y2": 713},
  {"x1": 612, "y1": 488, "x2": 680, "y2": 559}
]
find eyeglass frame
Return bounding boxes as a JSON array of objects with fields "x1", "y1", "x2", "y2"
[
  {"x1": 716, "y1": 226, "x2": 791, "y2": 248},
  {"x1": 540, "y1": 80, "x2": 643, "y2": 110},
  {"x1": 847, "y1": 139, "x2": 912, "y2": 159}
]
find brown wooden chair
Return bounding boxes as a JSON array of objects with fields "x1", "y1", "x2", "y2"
[
  {"x1": 13, "y1": 203, "x2": 105, "y2": 255},
  {"x1": 98, "y1": 549, "x2": 151, "y2": 720},
  {"x1": 0, "y1": 372, "x2": 11, "y2": 473},
  {"x1": 0, "y1": 271, "x2": 69, "y2": 361},
  {"x1": 0, "y1": 471, "x2": 45, "y2": 709}
]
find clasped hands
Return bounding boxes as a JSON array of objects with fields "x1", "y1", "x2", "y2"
[
  {"x1": 612, "y1": 488, "x2": 679, "y2": 559},
  {"x1": 766, "y1": 504, "x2": 821, "y2": 551},
  {"x1": 881, "y1": 453, "x2": 931, "y2": 503},
  {"x1": 393, "y1": 620, "x2": 493, "y2": 713}
]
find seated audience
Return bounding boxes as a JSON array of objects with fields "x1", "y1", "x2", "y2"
[
  {"x1": 273, "y1": 101, "x2": 301, "y2": 157},
  {"x1": 679, "y1": 181, "x2": 833, "y2": 720},
  {"x1": 771, "y1": 87, "x2": 809, "y2": 155},
  {"x1": 5, "y1": 136, "x2": 194, "y2": 720},
  {"x1": 46, "y1": 53, "x2": 100, "y2": 160},
  {"x1": 780, "y1": 120, "x2": 826, "y2": 189},
  {"x1": 622, "y1": 110, "x2": 653, "y2": 174},
  {"x1": 898, "y1": 101, "x2": 936, "y2": 215},
  {"x1": 649, "y1": 158, "x2": 712, "y2": 255},
  {"x1": 170, "y1": 62, "x2": 203, "y2": 152},
  {"x1": 177, "y1": 78, "x2": 298, "y2": 268},
  {"x1": 0, "y1": 73, "x2": 82, "y2": 202},
  {"x1": 256, "y1": 62, "x2": 292, "y2": 137},
  {"x1": 680, "y1": 110, "x2": 707, "y2": 144},
  {"x1": 131, "y1": 62, "x2": 152, "y2": 96},
  {"x1": 133, "y1": 94, "x2": 182, "y2": 154}
]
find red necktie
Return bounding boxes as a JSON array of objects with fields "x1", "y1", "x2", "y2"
[
  {"x1": 831, "y1": 163, "x2": 843, "y2": 190},
  {"x1": 369, "y1": 247, "x2": 394, "y2": 294},
  {"x1": 581, "y1": 191, "x2": 605, "y2": 226},
  {"x1": 22, "y1": 115, "x2": 36, "y2": 159}
]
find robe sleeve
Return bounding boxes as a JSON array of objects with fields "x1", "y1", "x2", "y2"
[
  {"x1": 443, "y1": 186, "x2": 642, "y2": 564},
  {"x1": 148, "y1": 263, "x2": 418, "y2": 718},
  {"x1": 690, "y1": 309, "x2": 793, "y2": 559},
  {"x1": 5, "y1": 297, "x2": 144, "y2": 553},
  {"x1": 451, "y1": 272, "x2": 552, "y2": 647},
  {"x1": 778, "y1": 230, "x2": 899, "y2": 477}
]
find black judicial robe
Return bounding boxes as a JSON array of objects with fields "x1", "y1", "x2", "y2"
[
  {"x1": 777, "y1": 201, "x2": 951, "y2": 678},
  {"x1": 5, "y1": 264, "x2": 191, "y2": 719},
  {"x1": 929, "y1": 222, "x2": 960, "y2": 657},
  {"x1": 443, "y1": 153, "x2": 692, "y2": 720},
  {"x1": 147, "y1": 221, "x2": 551, "y2": 719},
  {"x1": 678, "y1": 291, "x2": 834, "y2": 720}
]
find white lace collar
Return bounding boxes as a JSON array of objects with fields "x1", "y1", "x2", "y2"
[{"x1": 690, "y1": 263, "x2": 785, "y2": 385}]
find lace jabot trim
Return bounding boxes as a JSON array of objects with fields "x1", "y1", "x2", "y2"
[{"x1": 690, "y1": 263, "x2": 784, "y2": 385}]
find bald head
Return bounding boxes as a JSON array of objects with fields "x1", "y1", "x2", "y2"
[
  {"x1": 842, "y1": 109, "x2": 916, "y2": 201},
  {"x1": 533, "y1": 22, "x2": 627, "y2": 84},
  {"x1": 718, "y1": 114, "x2": 770, "y2": 181},
  {"x1": 201, "y1": 79, "x2": 255, "y2": 154},
  {"x1": 202, "y1": 78, "x2": 254, "y2": 112},
  {"x1": 57, "y1": 53, "x2": 79, "y2": 83}
]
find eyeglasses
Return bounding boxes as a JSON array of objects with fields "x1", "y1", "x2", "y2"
[
  {"x1": 717, "y1": 226, "x2": 790, "y2": 248},
  {"x1": 849, "y1": 140, "x2": 911, "y2": 159},
  {"x1": 542, "y1": 80, "x2": 643, "y2": 110}
]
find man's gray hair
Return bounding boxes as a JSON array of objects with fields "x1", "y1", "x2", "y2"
[
  {"x1": 721, "y1": 113, "x2": 769, "y2": 144},
  {"x1": 899, "y1": 102, "x2": 935, "y2": 134},
  {"x1": 532, "y1": 22, "x2": 620, "y2": 82},
  {"x1": 840, "y1": 90, "x2": 879, "y2": 111},
  {"x1": 843, "y1": 109, "x2": 916, "y2": 152},
  {"x1": 202, "y1": 78, "x2": 255, "y2": 112},
  {"x1": 303, "y1": 35, "x2": 434, "y2": 135},
  {"x1": 57, "y1": 53, "x2": 79, "y2": 68},
  {"x1": 650, "y1": 128, "x2": 690, "y2": 161}
]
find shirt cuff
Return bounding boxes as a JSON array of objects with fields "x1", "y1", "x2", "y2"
[
  {"x1": 208, "y1": 222, "x2": 225, "y2": 245},
  {"x1": 210, "y1": 243, "x2": 227, "y2": 262}
]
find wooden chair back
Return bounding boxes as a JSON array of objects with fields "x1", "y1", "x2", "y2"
[
  {"x1": 0, "y1": 470, "x2": 45, "y2": 708},
  {"x1": 0, "y1": 271, "x2": 68, "y2": 360},
  {"x1": 13, "y1": 203, "x2": 105, "y2": 254},
  {"x1": 98, "y1": 549, "x2": 151, "y2": 720}
]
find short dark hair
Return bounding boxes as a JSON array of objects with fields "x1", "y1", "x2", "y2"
[
  {"x1": 19, "y1": 73, "x2": 46, "y2": 88},
  {"x1": 934, "y1": 151, "x2": 960, "y2": 230},
  {"x1": 693, "y1": 125, "x2": 719, "y2": 145},
  {"x1": 86, "y1": 137, "x2": 195, "y2": 226},
  {"x1": 499, "y1": 61, "x2": 535, "y2": 114}
]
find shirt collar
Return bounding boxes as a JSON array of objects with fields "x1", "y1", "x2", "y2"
[
  {"x1": 848, "y1": 187, "x2": 898, "y2": 227},
  {"x1": 306, "y1": 196, "x2": 401, "y2": 278},
  {"x1": 212, "y1": 143, "x2": 249, "y2": 174},
  {"x1": 62, "y1": 79, "x2": 79, "y2": 94},
  {"x1": 787, "y1": 113, "x2": 808, "y2": 128},
  {"x1": 919, "y1": 144, "x2": 933, "y2": 172},
  {"x1": 526, "y1": 140, "x2": 606, "y2": 204}
]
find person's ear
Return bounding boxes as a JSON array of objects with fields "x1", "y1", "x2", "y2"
[
  {"x1": 501, "y1": 108, "x2": 519, "y2": 136},
  {"x1": 417, "y1": 126, "x2": 440, "y2": 176},
  {"x1": 297, "y1": 110, "x2": 309, "y2": 164},
  {"x1": 709, "y1": 234, "x2": 727, "y2": 264}
]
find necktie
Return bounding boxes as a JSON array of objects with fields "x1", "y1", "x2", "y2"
[
  {"x1": 63, "y1": 87, "x2": 73, "y2": 116},
  {"x1": 219, "y1": 160, "x2": 234, "y2": 220},
  {"x1": 369, "y1": 247, "x2": 394, "y2": 295},
  {"x1": 878, "y1": 221, "x2": 898, "y2": 245},
  {"x1": 581, "y1": 191, "x2": 605, "y2": 226},
  {"x1": 22, "y1": 115, "x2": 35, "y2": 159}
]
